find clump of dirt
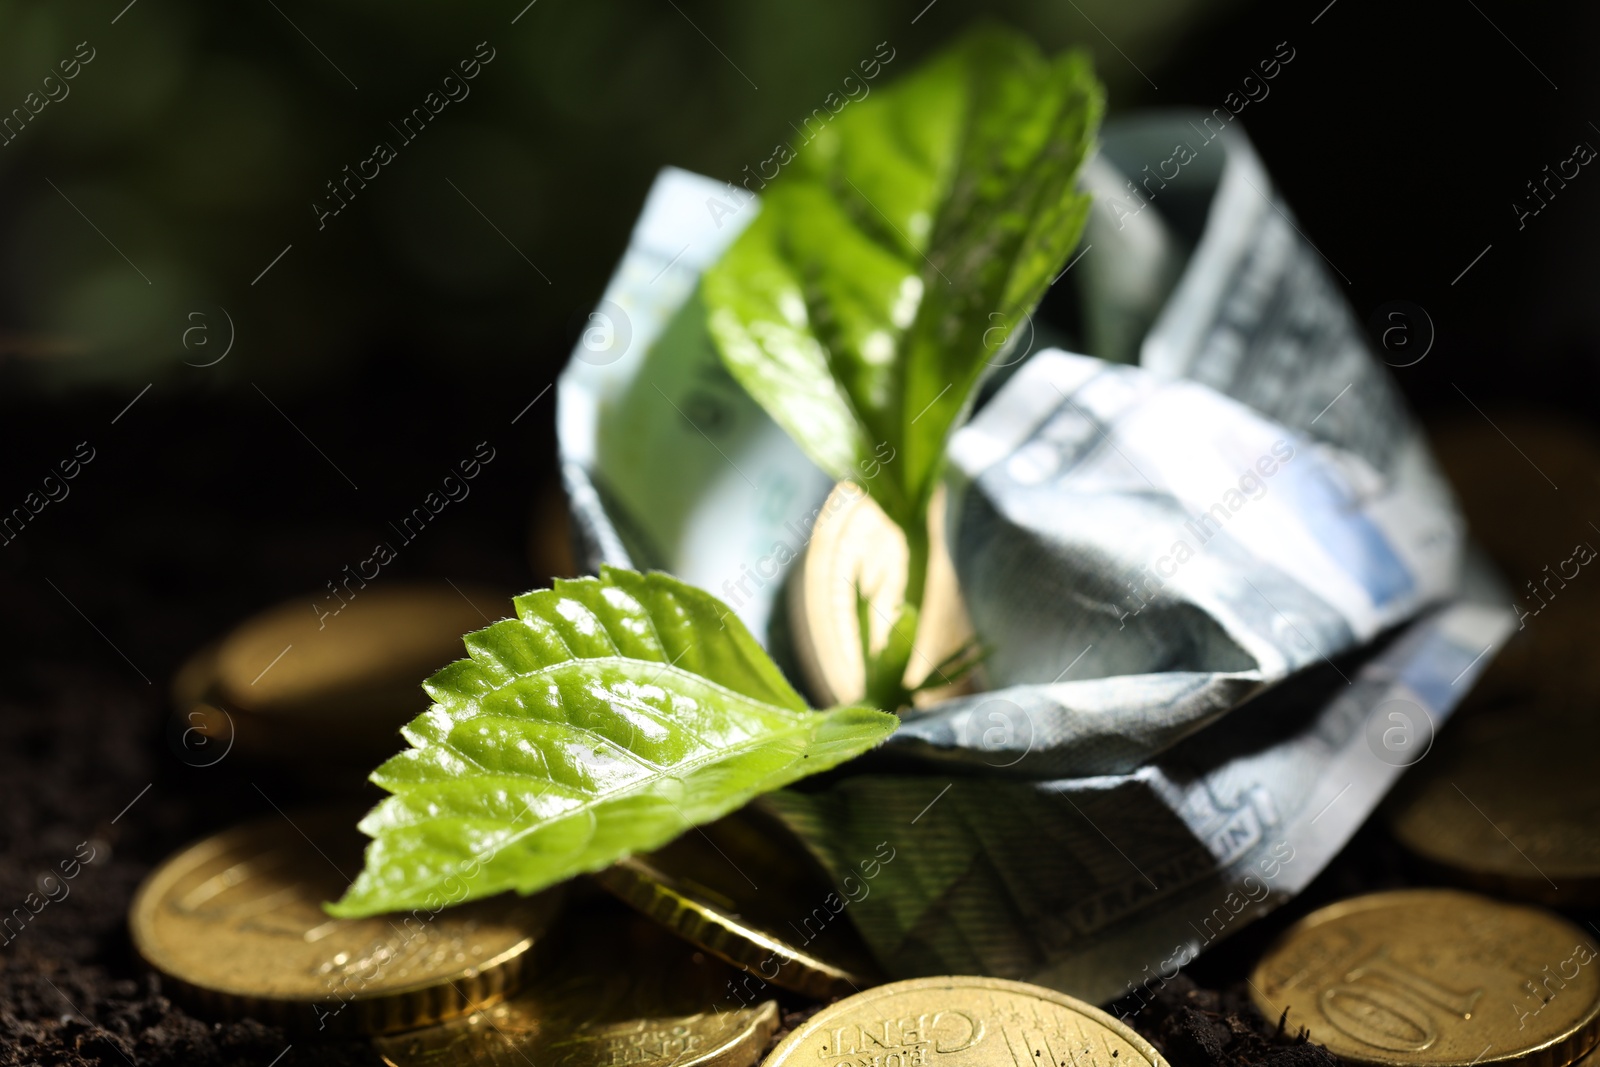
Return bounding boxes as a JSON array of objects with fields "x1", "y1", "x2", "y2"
[{"x1": 1118, "y1": 974, "x2": 1339, "y2": 1067}]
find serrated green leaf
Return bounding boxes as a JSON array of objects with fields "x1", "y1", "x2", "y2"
[
  {"x1": 327, "y1": 566, "x2": 898, "y2": 918},
  {"x1": 703, "y1": 24, "x2": 1104, "y2": 533}
]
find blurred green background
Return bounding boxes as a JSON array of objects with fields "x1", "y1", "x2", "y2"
[
  {"x1": 3, "y1": 0, "x2": 1595, "y2": 413},
  {"x1": 0, "y1": 0, "x2": 1243, "y2": 389},
  {"x1": 0, "y1": 0, "x2": 1594, "y2": 607}
]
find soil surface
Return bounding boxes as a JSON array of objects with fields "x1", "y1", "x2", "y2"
[
  {"x1": 0, "y1": 387, "x2": 1590, "y2": 1066},
  {"x1": 0, "y1": 384, "x2": 552, "y2": 1066}
]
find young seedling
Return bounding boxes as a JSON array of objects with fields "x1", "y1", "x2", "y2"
[
  {"x1": 331, "y1": 24, "x2": 1103, "y2": 918},
  {"x1": 705, "y1": 24, "x2": 1102, "y2": 710}
]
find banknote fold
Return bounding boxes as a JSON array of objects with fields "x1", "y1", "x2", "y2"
[{"x1": 556, "y1": 113, "x2": 1514, "y2": 1004}]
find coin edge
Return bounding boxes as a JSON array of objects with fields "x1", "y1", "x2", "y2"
[
  {"x1": 1248, "y1": 888, "x2": 1600, "y2": 1067},
  {"x1": 760, "y1": 975, "x2": 1169, "y2": 1067},
  {"x1": 128, "y1": 813, "x2": 552, "y2": 1034}
]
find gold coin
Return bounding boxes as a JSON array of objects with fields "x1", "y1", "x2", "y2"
[
  {"x1": 173, "y1": 583, "x2": 507, "y2": 763},
  {"x1": 788, "y1": 482, "x2": 976, "y2": 708},
  {"x1": 375, "y1": 899, "x2": 779, "y2": 1067},
  {"x1": 1426, "y1": 417, "x2": 1600, "y2": 704},
  {"x1": 762, "y1": 975, "x2": 1169, "y2": 1067},
  {"x1": 1249, "y1": 889, "x2": 1600, "y2": 1067},
  {"x1": 1469, "y1": 591, "x2": 1600, "y2": 709},
  {"x1": 592, "y1": 806, "x2": 882, "y2": 1000},
  {"x1": 1427, "y1": 416, "x2": 1600, "y2": 583},
  {"x1": 1386, "y1": 703, "x2": 1600, "y2": 906},
  {"x1": 129, "y1": 808, "x2": 560, "y2": 1035}
]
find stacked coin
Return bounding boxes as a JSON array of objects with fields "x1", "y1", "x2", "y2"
[
  {"x1": 172, "y1": 583, "x2": 508, "y2": 766},
  {"x1": 375, "y1": 899, "x2": 779, "y2": 1067},
  {"x1": 1427, "y1": 415, "x2": 1600, "y2": 707},
  {"x1": 129, "y1": 808, "x2": 561, "y2": 1035},
  {"x1": 1387, "y1": 417, "x2": 1600, "y2": 901},
  {"x1": 591, "y1": 805, "x2": 882, "y2": 999},
  {"x1": 1427, "y1": 416, "x2": 1600, "y2": 588},
  {"x1": 1385, "y1": 701, "x2": 1600, "y2": 906},
  {"x1": 1250, "y1": 889, "x2": 1600, "y2": 1067},
  {"x1": 129, "y1": 811, "x2": 783, "y2": 1066}
]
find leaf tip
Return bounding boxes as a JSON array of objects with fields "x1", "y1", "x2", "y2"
[{"x1": 320, "y1": 891, "x2": 369, "y2": 920}]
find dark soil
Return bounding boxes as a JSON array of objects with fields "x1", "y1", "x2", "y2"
[
  {"x1": 0, "y1": 382, "x2": 555, "y2": 1066},
  {"x1": 1120, "y1": 977, "x2": 1338, "y2": 1067},
  {"x1": 0, "y1": 664, "x2": 384, "y2": 1067},
  {"x1": 0, "y1": 384, "x2": 1587, "y2": 1066}
]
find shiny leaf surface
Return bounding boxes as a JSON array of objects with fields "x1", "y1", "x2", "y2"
[
  {"x1": 704, "y1": 25, "x2": 1104, "y2": 532},
  {"x1": 328, "y1": 566, "x2": 898, "y2": 917}
]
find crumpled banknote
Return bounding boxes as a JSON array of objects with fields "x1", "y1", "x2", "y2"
[
  {"x1": 893, "y1": 344, "x2": 1462, "y2": 777},
  {"x1": 557, "y1": 168, "x2": 829, "y2": 646},
  {"x1": 763, "y1": 597, "x2": 1508, "y2": 1004},
  {"x1": 556, "y1": 112, "x2": 1515, "y2": 1003}
]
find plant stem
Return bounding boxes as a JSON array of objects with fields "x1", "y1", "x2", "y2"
[
  {"x1": 903, "y1": 518, "x2": 930, "y2": 616},
  {"x1": 863, "y1": 519, "x2": 931, "y2": 713}
]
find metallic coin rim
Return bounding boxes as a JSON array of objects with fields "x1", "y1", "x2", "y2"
[
  {"x1": 128, "y1": 812, "x2": 550, "y2": 1004},
  {"x1": 1386, "y1": 738, "x2": 1600, "y2": 905},
  {"x1": 205, "y1": 583, "x2": 502, "y2": 718},
  {"x1": 1390, "y1": 802, "x2": 1600, "y2": 880},
  {"x1": 592, "y1": 855, "x2": 868, "y2": 1000},
  {"x1": 761, "y1": 975, "x2": 1169, "y2": 1067},
  {"x1": 375, "y1": 995, "x2": 781, "y2": 1067},
  {"x1": 1248, "y1": 888, "x2": 1600, "y2": 1067},
  {"x1": 788, "y1": 481, "x2": 974, "y2": 709},
  {"x1": 787, "y1": 481, "x2": 880, "y2": 707},
  {"x1": 699, "y1": 1000, "x2": 783, "y2": 1067},
  {"x1": 1388, "y1": 812, "x2": 1600, "y2": 908}
]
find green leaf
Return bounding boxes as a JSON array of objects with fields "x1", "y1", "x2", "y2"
[
  {"x1": 327, "y1": 566, "x2": 898, "y2": 918},
  {"x1": 703, "y1": 24, "x2": 1104, "y2": 533}
]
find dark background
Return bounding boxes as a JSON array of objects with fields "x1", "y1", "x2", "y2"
[
  {"x1": 0, "y1": 1, "x2": 1596, "y2": 1063},
  {"x1": 1, "y1": 0, "x2": 1597, "y2": 655}
]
